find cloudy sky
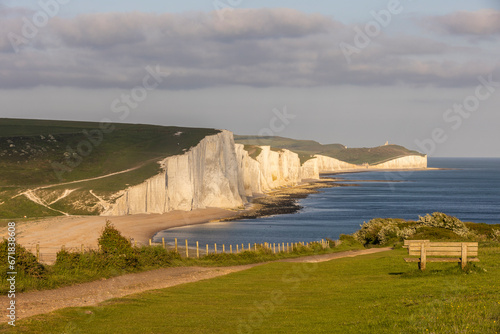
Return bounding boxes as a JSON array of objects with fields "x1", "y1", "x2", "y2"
[{"x1": 1, "y1": 0, "x2": 499, "y2": 157}]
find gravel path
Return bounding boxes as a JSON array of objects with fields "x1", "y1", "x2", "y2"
[{"x1": 1, "y1": 248, "x2": 392, "y2": 322}]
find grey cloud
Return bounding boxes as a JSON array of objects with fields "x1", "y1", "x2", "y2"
[
  {"x1": 50, "y1": 9, "x2": 337, "y2": 48},
  {"x1": 0, "y1": 8, "x2": 498, "y2": 90},
  {"x1": 423, "y1": 9, "x2": 500, "y2": 36}
]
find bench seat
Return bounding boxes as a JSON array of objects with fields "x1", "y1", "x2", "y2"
[{"x1": 404, "y1": 257, "x2": 480, "y2": 263}]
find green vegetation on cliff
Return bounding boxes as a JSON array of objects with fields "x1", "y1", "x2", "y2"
[
  {"x1": 235, "y1": 135, "x2": 425, "y2": 165},
  {"x1": 0, "y1": 118, "x2": 219, "y2": 186},
  {"x1": 0, "y1": 118, "x2": 219, "y2": 218}
]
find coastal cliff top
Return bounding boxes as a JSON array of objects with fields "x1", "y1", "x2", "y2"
[{"x1": 235, "y1": 135, "x2": 425, "y2": 165}]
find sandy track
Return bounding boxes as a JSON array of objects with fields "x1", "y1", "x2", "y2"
[
  {"x1": 0, "y1": 247, "x2": 391, "y2": 322},
  {"x1": 0, "y1": 208, "x2": 240, "y2": 263}
]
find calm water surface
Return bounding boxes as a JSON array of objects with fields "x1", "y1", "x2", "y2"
[{"x1": 154, "y1": 158, "x2": 500, "y2": 245}]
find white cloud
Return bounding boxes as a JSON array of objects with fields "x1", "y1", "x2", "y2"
[
  {"x1": 0, "y1": 8, "x2": 498, "y2": 89},
  {"x1": 423, "y1": 9, "x2": 500, "y2": 36}
]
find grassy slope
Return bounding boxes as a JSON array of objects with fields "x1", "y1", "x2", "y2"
[
  {"x1": 235, "y1": 135, "x2": 425, "y2": 165},
  {"x1": 0, "y1": 118, "x2": 219, "y2": 186},
  {"x1": 4, "y1": 245, "x2": 499, "y2": 333},
  {"x1": 0, "y1": 118, "x2": 219, "y2": 218}
]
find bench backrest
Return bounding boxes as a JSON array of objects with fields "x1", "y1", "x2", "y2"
[
  {"x1": 407, "y1": 241, "x2": 478, "y2": 257},
  {"x1": 403, "y1": 240, "x2": 429, "y2": 248}
]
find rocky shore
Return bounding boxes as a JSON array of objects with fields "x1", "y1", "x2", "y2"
[{"x1": 217, "y1": 178, "x2": 357, "y2": 222}]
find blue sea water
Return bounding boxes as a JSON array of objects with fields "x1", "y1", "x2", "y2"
[{"x1": 154, "y1": 158, "x2": 500, "y2": 245}]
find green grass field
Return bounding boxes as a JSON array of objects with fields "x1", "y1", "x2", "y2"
[{"x1": 3, "y1": 245, "x2": 499, "y2": 333}]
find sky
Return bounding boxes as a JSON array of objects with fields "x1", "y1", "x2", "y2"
[{"x1": 1, "y1": 1, "x2": 499, "y2": 157}]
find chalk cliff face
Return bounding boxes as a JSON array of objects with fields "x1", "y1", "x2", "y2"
[
  {"x1": 105, "y1": 130, "x2": 244, "y2": 215},
  {"x1": 311, "y1": 155, "x2": 359, "y2": 173},
  {"x1": 370, "y1": 155, "x2": 427, "y2": 169},
  {"x1": 255, "y1": 146, "x2": 302, "y2": 191},
  {"x1": 104, "y1": 131, "x2": 427, "y2": 216}
]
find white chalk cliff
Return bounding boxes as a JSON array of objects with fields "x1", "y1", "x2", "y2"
[{"x1": 103, "y1": 131, "x2": 427, "y2": 216}]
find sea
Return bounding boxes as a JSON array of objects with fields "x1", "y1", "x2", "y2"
[{"x1": 153, "y1": 158, "x2": 500, "y2": 246}]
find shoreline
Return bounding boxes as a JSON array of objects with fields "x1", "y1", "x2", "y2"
[
  {"x1": 1, "y1": 167, "x2": 438, "y2": 261},
  {"x1": 320, "y1": 167, "x2": 446, "y2": 175},
  {"x1": 151, "y1": 167, "x2": 444, "y2": 238}
]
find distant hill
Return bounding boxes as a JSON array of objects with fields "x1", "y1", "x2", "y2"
[{"x1": 234, "y1": 135, "x2": 425, "y2": 165}]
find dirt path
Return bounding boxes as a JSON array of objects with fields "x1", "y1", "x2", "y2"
[
  {"x1": 10, "y1": 163, "x2": 146, "y2": 212},
  {"x1": 0, "y1": 247, "x2": 391, "y2": 322}
]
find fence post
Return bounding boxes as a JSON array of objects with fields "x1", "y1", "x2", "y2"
[
  {"x1": 278, "y1": 243, "x2": 281, "y2": 253},
  {"x1": 185, "y1": 239, "x2": 189, "y2": 258},
  {"x1": 273, "y1": 243, "x2": 276, "y2": 254},
  {"x1": 248, "y1": 243, "x2": 251, "y2": 251},
  {"x1": 223, "y1": 244, "x2": 225, "y2": 253},
  {"x1": 175, "y1": 238, "x2": 178, "y2": 253},
  {"x1": 206, "y1": 244, "x2": 209, "y2": 255},
  {"x1": 215, "y1": 243, "x2": 217, "y2": 254},
  {"x1": 36, "y1": 244, "x2": 40, "y2": 261},
  {"x1": 236, "y1": 244, "x2": 239, "y2": 253},
  {"x1": 230, "y1": 245, "x2": 233, "y2": 254},
  {"x1": 162, "y1": 237, "x2": 165, "y2": 249},
  {"x1": 254, "y1": 243, "x2": 257, "y2": 252},
  {"x1": 149, "y1": 239, "x2": 152, "y2": 246}
]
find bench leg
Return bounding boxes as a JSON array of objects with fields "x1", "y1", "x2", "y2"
[
  {"x1": 419, "y1": 261, "x2": 426, "y2": 271},
  {"x1": 461, "y1": 243, "x2": 468, "y2": 270},
  {"x1": 419, "y1": 245, "x2": 427, "y2": 271}
]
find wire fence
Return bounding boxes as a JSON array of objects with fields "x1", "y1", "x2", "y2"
[{"x1": 28, "y1": 238, "x2": 334, "y2": 264}]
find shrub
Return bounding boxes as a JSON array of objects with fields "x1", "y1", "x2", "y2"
[
  {"x1": 397, "y1": 227, "x2": 417, "y2": 240},
  {"x1": 354, "y1": 219, "x2": 395, "y2": 245},
  {"x1": 136, "y1": 246, "x2": 180, "y2": 267},
  {"x1": 492, "y1": 229, "x2": 500, "y2": 242},
  {"x1": 417, "y1": 212, "x2": 473, "y2": 238},
  {"x1": 97, "y1": 221, "x2": 139, "y2": 270},
  {"x1": 98, "y1": 220, "x2": 133, "y2": 255},
  {"x1": 55, "y1": 249, "x2": 81, "y2": 270},
  {"x1": 353, "y1": 213, "x2": 480, "y2": 246},
  {"x1": 377, "y1": 224, "x2": 400, "y2": 245},
  {"x1": 0, "y1": 239, "x2": 45, "y2": 279}
]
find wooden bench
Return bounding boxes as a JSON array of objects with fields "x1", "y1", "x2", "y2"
[{"x1": 403, "y1": 240, "x2": 479, "y2": 270}]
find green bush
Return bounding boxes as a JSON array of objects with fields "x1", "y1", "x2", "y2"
[
  {"x1": 0, "y1": 239, "x2": 45, "y2": 279},
  {"x1": 353, "y1": 219, "x2": 392, "y2": 245},
  {"x1": 98, "y1": 221, "x2": 133, "y2": 255},
  {"x1": 352, "y1": 213, "x2": 496, "y2": 246},
  {"x1": 96, "y1": 221, "x2": 139, "y2": 270},
  {"x1": 54, "y1": 249, "x2": 82, "y2": 270},
  {"x1": 418, "y1": 212, "x2": 472, "y2": 238},
  {"x1": 135, "y1": 246, "x2": 180, "y2": 268}
]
